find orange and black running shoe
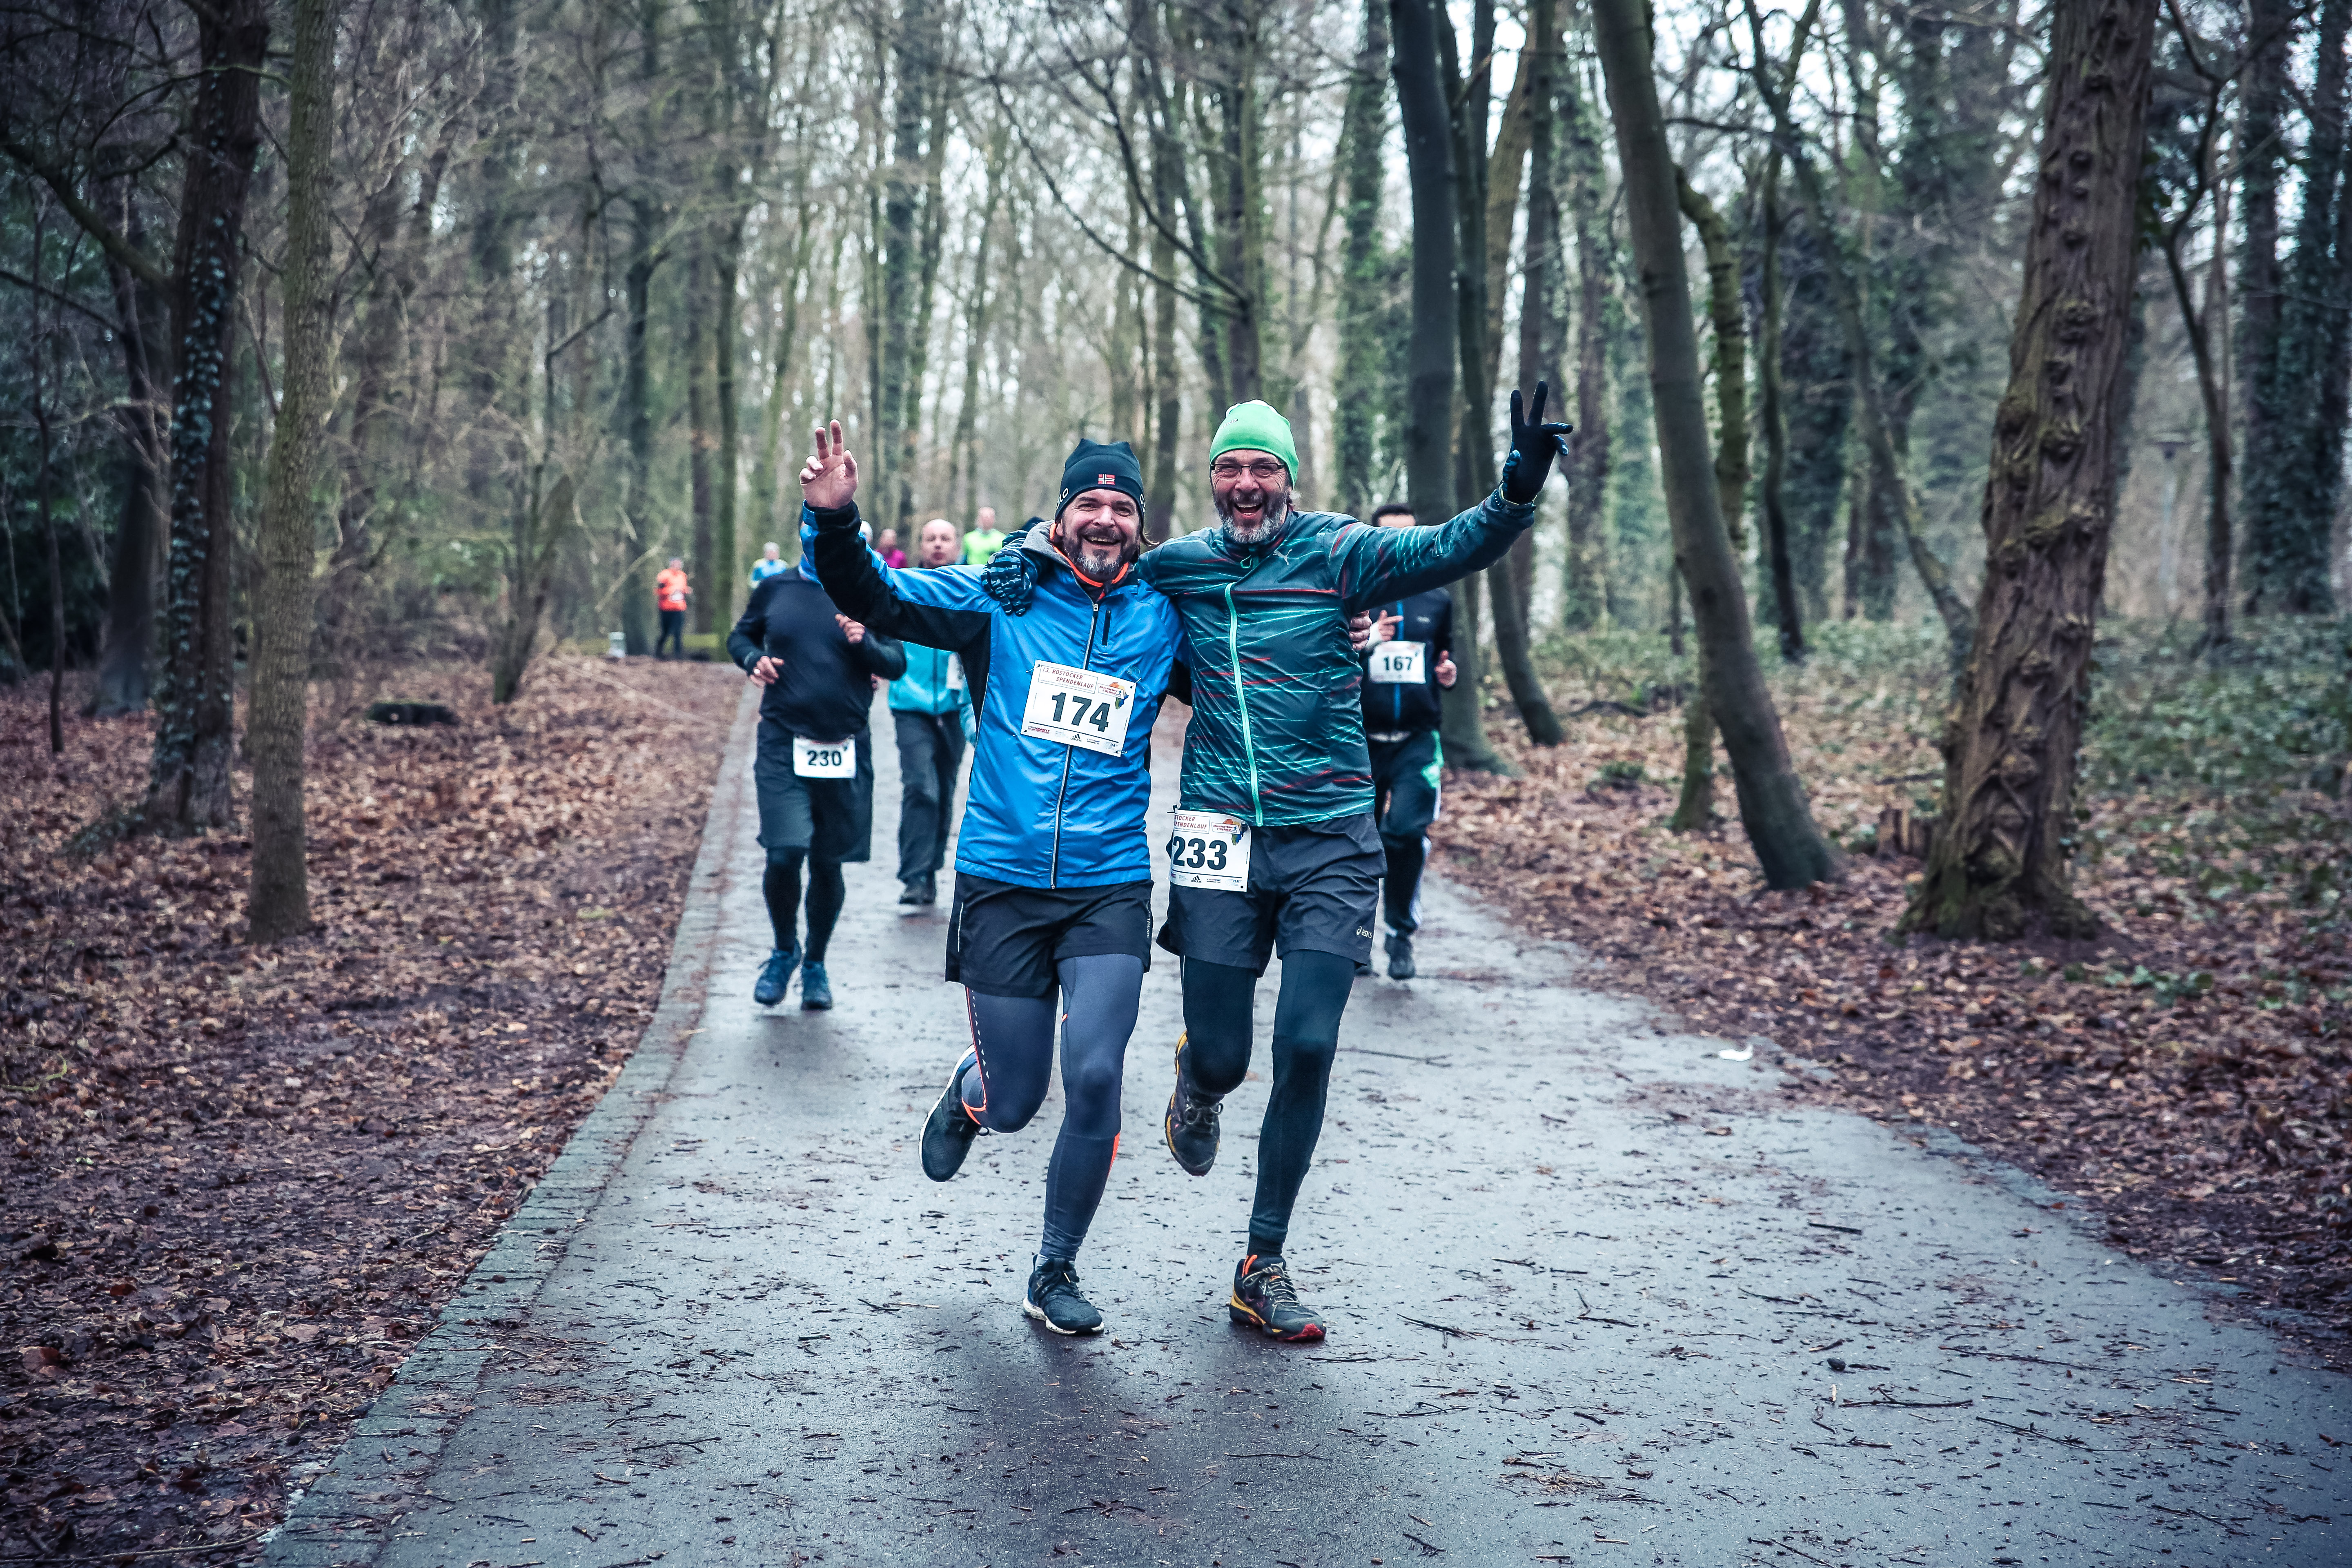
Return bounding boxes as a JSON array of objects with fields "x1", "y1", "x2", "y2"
[
  {"x1": 1229, "y1": 1252, "x2": 1325, "y2": 1342},
  {"x1": 1163, "y1": 1033, "x2": 1222, "y2": 1176}
]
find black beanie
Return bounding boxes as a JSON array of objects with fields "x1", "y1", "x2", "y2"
[{"x1": 1056, "y1": 439, "x2": 1145, "y2": 518}]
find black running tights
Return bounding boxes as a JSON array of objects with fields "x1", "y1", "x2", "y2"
[
  {"x1": 1179, "y1": 950, "x2": 1357, "y2": 1254},
  {"x1": 962, "y1": 954, "x2": 1144, "y2": 1263},
  {"x1": 762, "y1": 850, "x2": 844, "y2": 960}
]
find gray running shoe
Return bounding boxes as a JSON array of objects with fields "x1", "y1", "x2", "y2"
[
  {"x1": 800, "y1": 960, "x2": 833, "y2": 1010},
  {"x1": 754, "y1": 947, "x2": 800, "y2": 1007},
  {"x1": 1385, "y1": 931, "x2": 1416, "y2": 981}
]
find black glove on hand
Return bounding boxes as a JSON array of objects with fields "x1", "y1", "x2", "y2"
[
  {"x1": 982, "y1": 526, "x2": 1037, "y2": 616},
  {"x1": 1499, "y1": 381, "x2": 1574, "y2": 505}
]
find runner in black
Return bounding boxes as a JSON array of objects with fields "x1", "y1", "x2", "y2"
[
  {"x1": 727, "y1": 523, "x2": 905, "y2": 1011},
  {"x1": 1359, "y1": 502, "x2": 1459, "y2": 982}
]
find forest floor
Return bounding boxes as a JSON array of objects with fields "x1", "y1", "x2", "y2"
[
  {"x1": 0, "y1": 655, "x2": 739, "y2": 1563},
  {"x1": 1434, "y1": 616, "x2": 2352, "y2": 1366}
]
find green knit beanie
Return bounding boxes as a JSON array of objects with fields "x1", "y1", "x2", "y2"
[{"x1": 1209, "y1": 401, "x2": 1298, "y2": 480}]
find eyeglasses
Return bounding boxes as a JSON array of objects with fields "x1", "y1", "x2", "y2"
[{"x1": 1210, "y1": 459, "x2": 1288, "y2": 483}]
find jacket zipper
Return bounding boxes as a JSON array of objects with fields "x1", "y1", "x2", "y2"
[
  {"x1": 1224, "y1": 578, "x2": 1263, "y2": 825},
  {"x1": 1049, "y1": 595, "x2": 1105, "y2": 887}
]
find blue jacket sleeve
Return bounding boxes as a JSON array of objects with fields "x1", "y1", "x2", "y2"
[{"x1": 1327, "y1": 491, "x2": 1537, "y2": 611}]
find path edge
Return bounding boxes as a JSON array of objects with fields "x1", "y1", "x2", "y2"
[{"x1": 262, "y1": 680, "x2": 757, "y2": 1566}]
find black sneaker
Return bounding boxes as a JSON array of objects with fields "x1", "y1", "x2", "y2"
[
  {"x1": 1023, "y1": 1258, "x2": 1104, "y2": 1335},
  {"x1": 1162, "y1": 1034, "x2": 1222, "y2": 1176},
  {"x1": 920, "y1": 1054, "x2": 982, "y2": 1182},
  {"x1": 1229, "y1": 1252, "x2": 1325, "y2": 1342},
  {"x1": 914, "y1": 872, "x2": 937, "y2": 905},
  {"x1": 899, "y1": 879, "x2": 925, "y2": 906},
  {"x1": 754, "y1": 947, "x2": 800, "y2": 1007},
  {"x1": 1385, "y1": 931, "x2": 1416, "y2": 981},
  {"x1": 1354, "y1": 959, "x2": 1373, "y2": 978},
  {"x1": 800, "y1": 960, "x2": 833, "y2": 1010}
]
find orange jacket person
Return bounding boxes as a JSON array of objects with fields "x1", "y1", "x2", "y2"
[{"x1": 654, "y1": 559, "x2": 691, "y2": 658}]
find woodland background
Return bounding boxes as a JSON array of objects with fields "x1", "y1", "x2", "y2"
[{"x1": 3, "y1": 0, "x2": 2352, "y2": 1558}]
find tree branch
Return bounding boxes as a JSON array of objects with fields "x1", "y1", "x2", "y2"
[{"x1": 0, "y1": 128, "x2": 169, "y2": 290}]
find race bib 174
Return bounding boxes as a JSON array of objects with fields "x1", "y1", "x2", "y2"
[
  {"x1": 1166, "y1": 809, "x2": 1251, "y2": 892},
  {"x1": 794, "y1": 736, "x2": 855, "y2": 778},
  {"x1": 1368, "y1": 639, "x2": 1427, "y2": 685},
  {"x1": 1021, "y1": 661, "x2": 1136, "y2": 756}
]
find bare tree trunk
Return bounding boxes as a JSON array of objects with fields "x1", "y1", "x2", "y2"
[
  {"x1": 1562, "y1": 46, "x2": 1611, "y2": 630},
  {"x1": 33, "y1": 317, "x2": 64, "y2": 754},
  {"x1": 1437, "y1": 0, "x2": 1506, "y2": 773},
  {"x1": 1490, "y1": 0, "x2": 1565, "y2": 748},
  {"x1": 1756, "y1": 153, "x2": 1805, "y2": 661},
  {"x1": 145, "y1": 0, "x2": 267, "y2": 834},
  {"x1": 1669, "y1": 167, "x2": 1751, "y2": 831},
  {"x1": 89, "y1": 229, "x2": 165, "y2": 717},
  {"x1": 1334, "y1": 0, "x2": 1388, "y2": 519},
  {"x1": 1594, "y1": 0, "x2": 1835, "y2": 889},
  {"x1": 686, "y1": 240, "x2": 715, "y2": 635},
  {"x1": 1903, "y1": 0, "x2": 2158, "y2": 940},
  {"x1": 2171, "y1": 223, "x2": 2236, "y2": 657},
  {"x1": 1390, "y1": 0, "x2": 1457, "y2": 551},
  {"x1": 249, "y1": 0, "x2": 335, "y2": 942}
]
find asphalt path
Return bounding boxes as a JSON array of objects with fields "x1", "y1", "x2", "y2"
[{"x1": 269, "y1": 681, "x2": 2348, "y2": 1568}]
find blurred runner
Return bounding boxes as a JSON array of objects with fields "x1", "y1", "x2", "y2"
[
  {"x1": 654, "y1": 558, "x2": 690, "y2": 659},
  {"x1": 888, "y1": 519, "x2": 974, "y2": 906},
  {"x1": 1359, "y1": 501, "x2": 1459, "y2": 982}
]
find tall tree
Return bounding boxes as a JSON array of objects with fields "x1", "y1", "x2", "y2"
[
  {"x1": 1389, "y1": 0, "x2": 1456, "y2": 569},
  {"x1": 2244, "y1": 0, "x2": 2351, "y2": 616},
  {"x1": 1333, "y1": 0, "x2": 1389, "y2": 519},
  {"x1": 249, "y1": 0, "x2": 337, "y2": 940},
  {"x1": 145, "y1": 0, "x2": 268, "y2": 832},
  {"x1": 1903, "y1": 0, "x2": 2158, "y2": 940},
  {"x1": 1561, "y1": 45, "x2": 1611, "y2": 631},
  {"x1": 1592, "y1": 0, "x2": 1835, "y2": 890},
  {"x1": 1755, "y1": 153, "x2": 1805, "y2": 662}
]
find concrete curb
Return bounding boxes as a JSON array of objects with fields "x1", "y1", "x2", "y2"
[{"x1": 261, "y1": 683, "x2": 757, "y2": 1567}]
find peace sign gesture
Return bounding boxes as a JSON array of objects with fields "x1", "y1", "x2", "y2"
[{"x1": 799, "y1": 420, "x2": 859, "y2": 511}]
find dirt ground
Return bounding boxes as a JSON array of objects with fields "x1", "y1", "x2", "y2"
[
  {"x1": 1430, "y1": 632, "x2": 2351, "y2": 1367},
  {"x1": 0, "y1": 656, "x2": 739, "y2": 1562}
]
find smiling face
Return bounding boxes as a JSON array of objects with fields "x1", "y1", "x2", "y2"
[
  {"x1": 1051, "y1": 489, "x2": 1143, "y2": 579},
  {"x1": 1210, "y1": 450, "x2": 1293, "y2": 544},
  {"x1": 918, "y1": 519, "x2": 960, "y2": 566}
]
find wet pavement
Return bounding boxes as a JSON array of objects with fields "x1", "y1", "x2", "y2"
[{"x1": 269, "y1": 686, "x2": 2348, "y2": 1568}]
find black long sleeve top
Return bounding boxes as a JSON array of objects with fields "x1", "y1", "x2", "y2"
[{"x1": 726, "y1": 570, "x2": 907, "y2": 740}]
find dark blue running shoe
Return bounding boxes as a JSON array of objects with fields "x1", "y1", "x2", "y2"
[
  {"x1": 921, "y1": 1053, "x2": 983, "y2": 1182},
  {"x1": 754, "y1": 947, "x2": 800, "y2": 1007},
  {"x1": 1024, "y1": 1258, "x2": 1104, "y2": 1335},
  {"x1": 800, "y1": 960, "x2": 833, "y2": 1010}
]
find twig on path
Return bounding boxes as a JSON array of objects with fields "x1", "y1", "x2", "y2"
[
  {"x1": 1806, "y1": 1219, "x2": 1864, "y2": 1235},
  {"x1": 1936, "y1": 1343, "x2": 2113, "y2": 1375},
  {"x1": 1977, "y1": 1414, "x2": 2103, "y2": 1448},
  {"x1": 1839, "y1": 1395, "x2": 1972, "y2": 1408},
  {"x1": 1340, "y1": 1047, "x2": 1453, "y2": 1066},
  {"x1": 1748, "y1": 1538, "x2": 1835, "y2": 1567},
  {"x1": 1225, "y1": 1450, "x2": 1328, "y2": 1459},
  {"x1": 1574, "y1": 1291, "x2": 1638, "y2": 1329},
  {"x1": 1399, "y1": 1315, "x2": 1481, "y2": 1338},
  {"x1": 1402, "y1": 1528, "x2": 1446, "y2": 1554}
]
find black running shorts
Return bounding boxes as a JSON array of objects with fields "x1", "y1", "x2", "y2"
[
  {"x1": 1157, "y1": 812, "x2": 1384, "y2": 975},
  {"x1": 947, "y1": 874, "x2": 1156, "y2": 998},
  {"x1": 753, "y1": 716, "x2": 875, "y2": 864}
]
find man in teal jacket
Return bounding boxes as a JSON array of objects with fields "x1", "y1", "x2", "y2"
[
  {"x1": 987, "y1": 384, "x2": 1570, "y2": 1343},
  {"x1": 889, "y1": 518, "x2": 974, "y2": 905}
]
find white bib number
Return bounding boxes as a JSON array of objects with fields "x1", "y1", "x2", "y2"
[
  {"x1": 1021, "y1": 661, "x2": 1135, "y2": 757},
  {"x1": 1369, "y1": 639, "x2": 1427, "y2": 685},
  {"x1": 945, "y1": 653, "x2": 966, "y2": 691},
  {"x1": 1165, "y1": 810, "x2": 1252, "y2": 893},
  {"x1": 793, "y1": 736, "x2": 855, "y2": 779}
]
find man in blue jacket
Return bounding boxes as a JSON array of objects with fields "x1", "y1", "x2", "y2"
[
  {"x1": 888, "y1": 519, "x2": 974, "y2": 906},
  {"x1": 803, "y1": 420, "x2": 1179, "y2": 1338}
]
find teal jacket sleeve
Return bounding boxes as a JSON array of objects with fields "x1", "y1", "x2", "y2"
[{"x1": 1327, "y1": 490, "x2": 1537, "y2": 611}]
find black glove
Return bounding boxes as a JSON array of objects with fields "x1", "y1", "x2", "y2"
[
  {"x1": 981, "y1": 526, "x2": 1037, "y2": 615},
  {"x1": 1499, "y1": 381, "x2": 1574, "y2": 505}
]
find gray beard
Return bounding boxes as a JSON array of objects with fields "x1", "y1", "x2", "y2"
[{"x1": 1216, "y1": 492, "x2": 1291, "y2": 546}]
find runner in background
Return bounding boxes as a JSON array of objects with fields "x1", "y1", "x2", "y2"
[
  {"x1": 877, "y1": 528, "x2": 907, "y2": 568},
  {"x1": 653, "y1": 558, "x2": 691, "y2": 659},
  {"x1": 749, "y1": 541, "x2": 787, "y2": 586},
  {"x1": 806, "y1": 423, "x2": 1178, "y2": 1336},
  {"x1": 961, "y1": 505, "x2": 1007, "y2": 565},
  {"x1": 1358, "y1": 503, "x2": 1459, "y2": 982},
  {"x1": 889, "y1": 518, "x2": 973, "y2": 907},
  {"x1": 727, "y1": 519, "x2": 905, "y2": 1012}
]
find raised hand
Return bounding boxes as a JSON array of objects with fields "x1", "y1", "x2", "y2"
[
  {"x1": 1499, "y1": 381, "x2": 1574, "y2": 504},
  {"x1": 799, "y1": 420, "x2": 859, "y2": 512}
]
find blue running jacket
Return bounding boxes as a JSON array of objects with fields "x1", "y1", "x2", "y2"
[{"x1": 810, "y1": 506, "x2": 1180, "y2": 889}]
